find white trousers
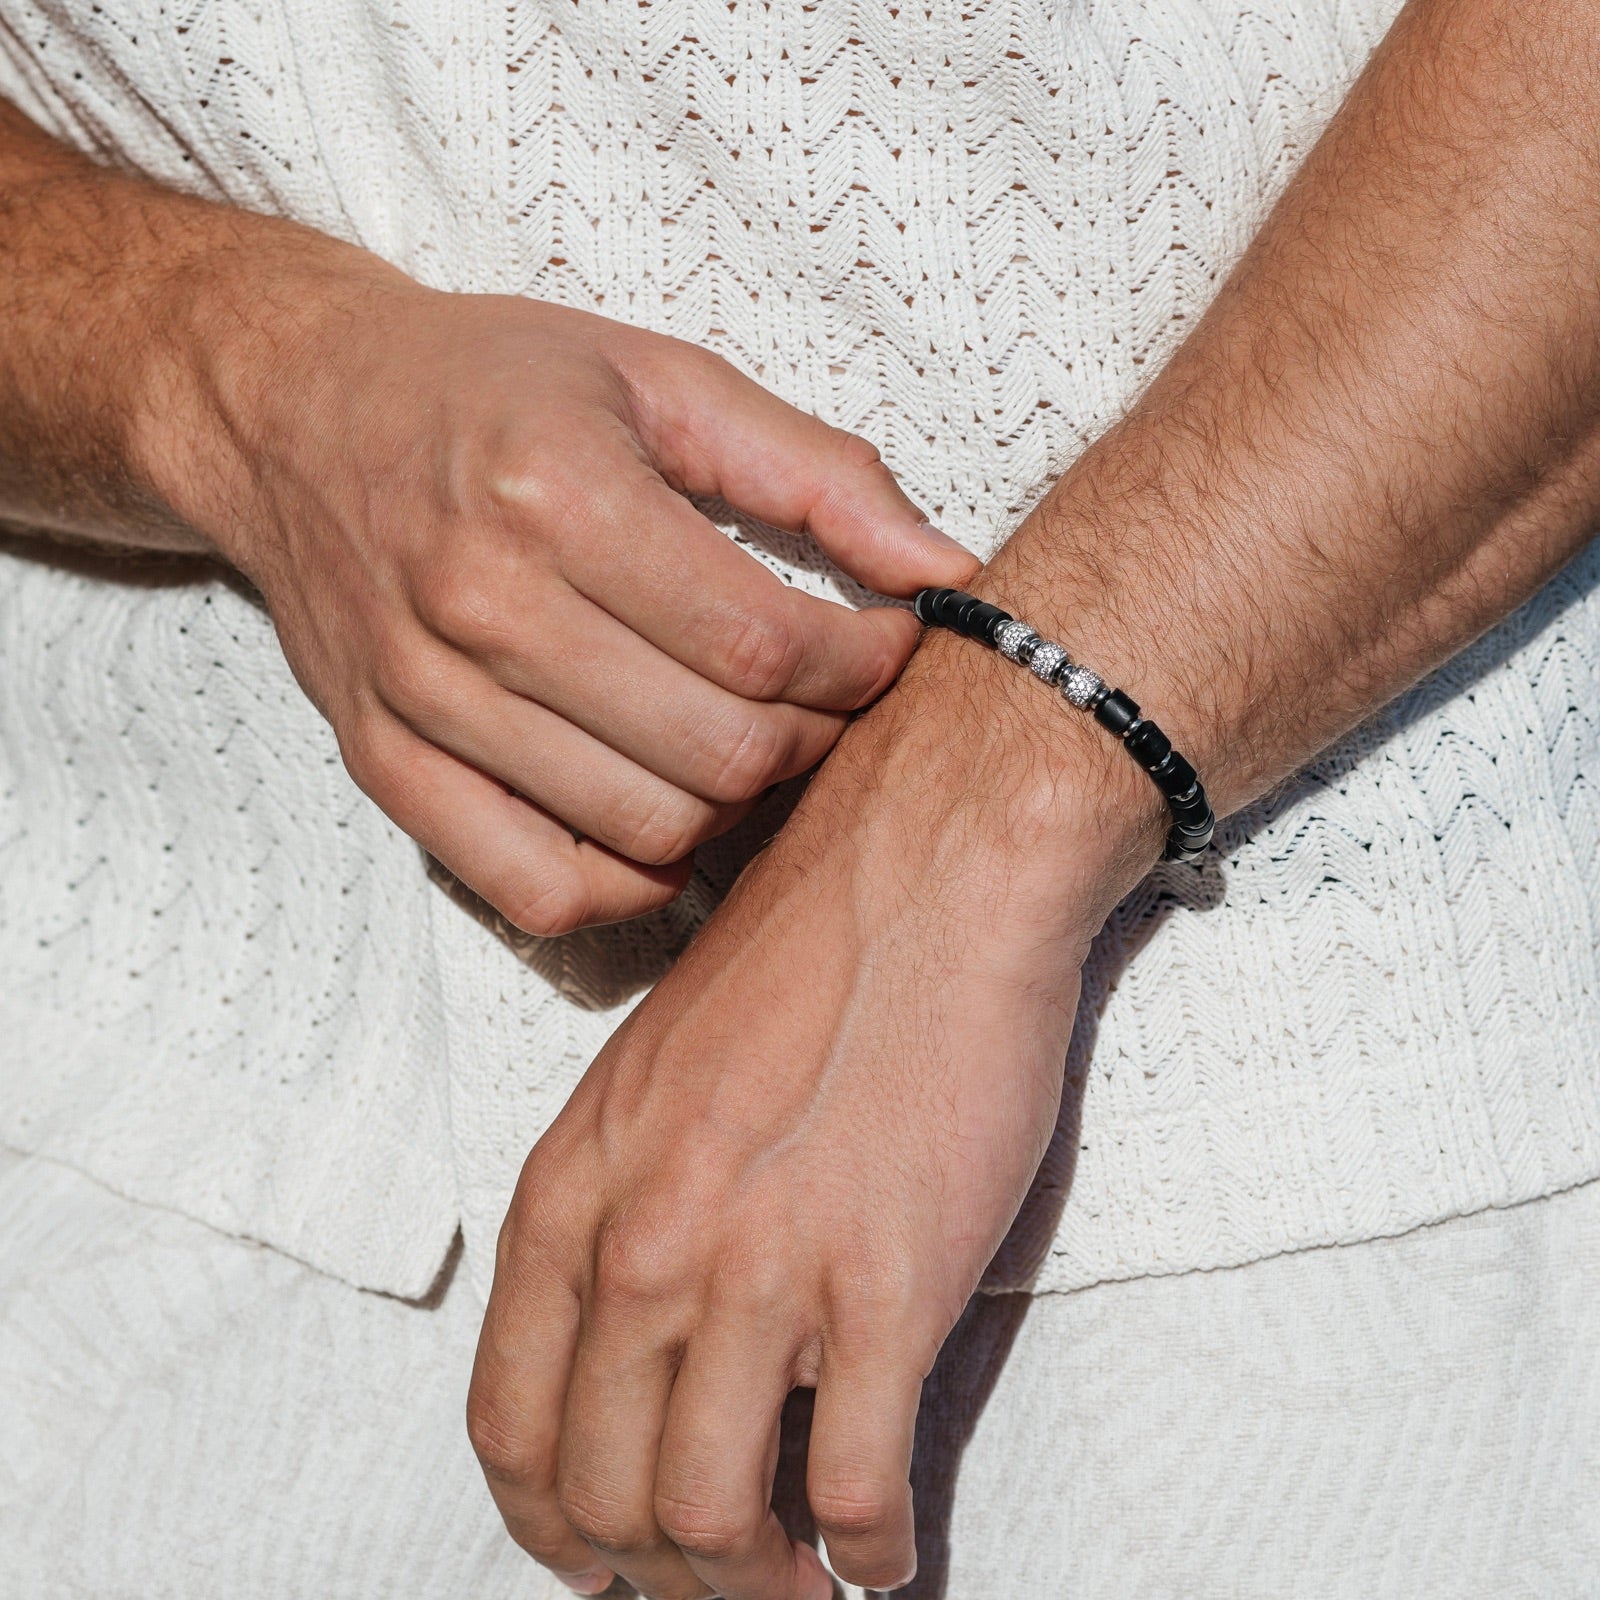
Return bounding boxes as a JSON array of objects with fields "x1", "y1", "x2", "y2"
[{"x1": 2, "y1": 1148, "x2": 1596, "y2": 1599}]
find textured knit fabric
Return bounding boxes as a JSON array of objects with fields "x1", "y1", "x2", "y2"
[
  {"x1": 3, "y1": 1149, "x2": 1597, "y2": 1598},
  {"x1": 3, "y1": 0, "x2": 1600, "y2": 1303}
]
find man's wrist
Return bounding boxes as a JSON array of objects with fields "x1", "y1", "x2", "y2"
[
  {"x1": 122, "y1": 201, "x2": 413, "y2": 575},
  {"x1": 828, "y1": 440, "x2": 1252, "y2": 936},
  {"x1": 828, "y1": 603, "x2": 1171, "y2": 945}
]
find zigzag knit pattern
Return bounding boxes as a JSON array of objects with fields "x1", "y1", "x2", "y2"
[{"x1": 2, "y1": 0, "x2": 1597, "y2": 1299}]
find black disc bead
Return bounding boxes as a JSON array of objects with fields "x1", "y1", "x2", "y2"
[
  {"x1": 1151, "y1": 752, "x2": 1197, "y2": 799},
  {"x1": 962, "y1": 600, "x2": 1013, "y2": 642},
  {"x1": 1094, "y1": 689, "x2": 1141, "y2": 736},
  {"x1": 1124, "y1": 719, "x2": 1172, "y2": 769},
  {"x1": 1163, "y1": 831, "x2": 1212, "y2": 863},
  {"x1": 950, "y1": 593, "x2": 986, "y2": 634},
  {"x1": 915, "y1": 588, "x2": 1013, "y2": 643}
]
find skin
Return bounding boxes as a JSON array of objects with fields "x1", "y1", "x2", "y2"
[
  {"x1": 463, "y1": 1, "x2": 1600, "y2": 1596},
  {"x1": 2, "y1": 0, "x2": 1599, "y2": 1595},
  {"x1": 0, "y1": 97, "x2": 978, "y2": 932}
]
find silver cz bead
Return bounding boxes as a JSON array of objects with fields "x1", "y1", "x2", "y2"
[
  {"x1": 994, "y1": 620, "x2": 1038, "y2": 662},
  {"x1": 1028, "y1": 641, "x2": 1071, "y2": 685},
  {"x1": 1060, "y1": 664, "x2": 1104, "y2": 708}
]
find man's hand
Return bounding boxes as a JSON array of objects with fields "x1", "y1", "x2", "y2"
[
  {"x1": 467, "y1": 654, "x2": 1164, "y2": 1599},
  {"x1": 0, "y1": 99, "x2": 978, "y2": 934},
  {"x1": 151, "y1": 278, "x2": 977, "y2": 933},
  {"x1": 470, "y1": 0, "x2": 1600, "y2": 1589}
]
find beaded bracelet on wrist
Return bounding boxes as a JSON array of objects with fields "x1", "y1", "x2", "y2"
[{"x1": 913, "y1": 588, "x2": 1215, "y2": 864}]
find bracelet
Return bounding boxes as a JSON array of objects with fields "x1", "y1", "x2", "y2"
[{"x1": 913, "y1": 587, "x2": 1215, "y2": 863}]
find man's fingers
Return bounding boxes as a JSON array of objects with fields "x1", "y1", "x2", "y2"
[
  {"x1": 453, "y1": 591, "x2": 847, "y2": 805},
  {"x1": 467, "y1": 1262, "x2": 614, "y2": 1594},
  {"x1": 558, "y1": 1303, "x2": 709, "y2": 1600},
  {"x1": 629, "y1": 339, "x2": 982, "y2": 597},
  {"x1": 654, "y1": 1318, "x2": 832, "y2": 1600},
  {"x1": 340, "y1": 712, "x2": 691, "y2": 934},
  {"x1": 370, "y1": 644, "x2": 756, "y2": 867},
  {"x1": 806, "y1": 1341, "x2": 923, "y2": 1592},
  {"x1": 560, "y1": 466, "x2": 926, "y2": 711}
]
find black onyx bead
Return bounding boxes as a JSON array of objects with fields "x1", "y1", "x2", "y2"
[
  {"x1": 953, "y1": 595, "x2": 1010, "y2": 640},
  {"x1": 1124, "y1": 719, "x2": 1172, "y2": 769},
  {"x1": 1152, "y1": 752, "x2": 1197, "y2": 798},
  {"x1": 928, "y1": 588, "x2": 972, "y2": 627},
  {"x1": 1094, "y1": 689, "x2": 1141, "y2": 736},
  {"x1": 969, "y1": 602, "x2": 1014, "y2": 643},
  {"x1": 950, "y1": 593, "x2": 985, "y2": 632},
  {"x1": 915, "y1": 587, "x2": 1012, "y2": 644}
]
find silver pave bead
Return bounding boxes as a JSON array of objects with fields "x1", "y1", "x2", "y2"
[
  {"x1": 1060, "y1": 663, "x2": 1104, "y2": 709},
  {"x1": 1028, "y1": 641, "x2": 1071, "y2": 685},
  {"x1": 994, "y1": 620, "x2": 1038, "y2": 662}
]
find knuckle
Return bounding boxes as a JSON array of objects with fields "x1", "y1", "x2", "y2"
[
  {"x1": 825, "y1": 1250, "x2": 924, "y2": 1333},
  {"x1": 654, "y1": 1495, "x2": 757, "y2": 1563},
  {"x1": 702, "y1": 712, "x2": 787, "y2": 803},
  {"x1": 857, "y1": 612, "x2": 917, "y2": 690},
  {"x1": 465, "y1": 1393, "x2": 548, "y2": 1488},
  {"x1": 491, "y1": 1207, "x2": 522, "y2": 1286},
  {"x1": 493, "y1": 1181, "x2": 551, "y2": 1288},
  {"x1": 808, "y1": 1478, "x2": 896, "y2": 1540},
  {"x1": 593, "y1": 1218, "x2": 684, "y2": 1306},
  {"x1": 830, "y1": 426, "x2": 885, "y2": 472},
  {"x1": 488, "y1": 455, "x2": 563, "y2": 523},
  {"x1": 500, "y1": 867, "x2": 589, "y2": 938},
  {"x1": 335, "y1": 715, "x2": 392, "y2": 797},
  {"x1": 853, "y1": 644, "x2": 905, "y2": 707},
  {"x1": 806, "y1": 614, "x2": 907, "y2": 715},
  {"x1": 618, "y1": 787, "x2": 709, "y2": 866},
  {"x1": 510, "y1": 1526, "x2": 579, "y2": 1569},
  {"x1": 502, "y1": 1132, "x2": 593, "y2": 1267},
  {"x1": 854, "y1": 1258, "x2": 923, "y2": 1320},
  {"x1": 425, "y1": 565, "x2": 517, "y2": 650},
  {"x1": 336, "y1": 717, "x2": 426, "y2": 826},
  {"x1": 555, "y1": 1481, "x2": 651, "y2": 1553},
  {"x1": 716, "y1": 607, "x2": 804, "y2": 700},
  {"x1": 716, "y1": 1240, "x2": 796, "y2": 1315},
  {"x1": 375, "y1": 638, "x2": 457, "y2": 723}
]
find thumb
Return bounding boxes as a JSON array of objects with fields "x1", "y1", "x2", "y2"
[{"x1": 631, "y1": 343, "x2": 982, "y2": 596}]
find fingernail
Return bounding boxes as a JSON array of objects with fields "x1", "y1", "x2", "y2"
[
  {"x1": 914, "y1": 518, "x2": 968, "y2": 554},
  {"x1": 562, "y1": 1572, "x2": 613, "y2": 1595}
]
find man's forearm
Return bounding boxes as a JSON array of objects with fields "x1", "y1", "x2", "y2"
[
  {"x1": 901, "y1": 0, "x2": 1600, "y2": 898},
  {"x1": 0, "y1": 97, "x2": 394, "y2": 555}
]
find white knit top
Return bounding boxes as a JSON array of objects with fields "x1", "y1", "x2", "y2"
[{"x1": 2, "y1": 0, "x2": 1597, "y2": 1303}]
